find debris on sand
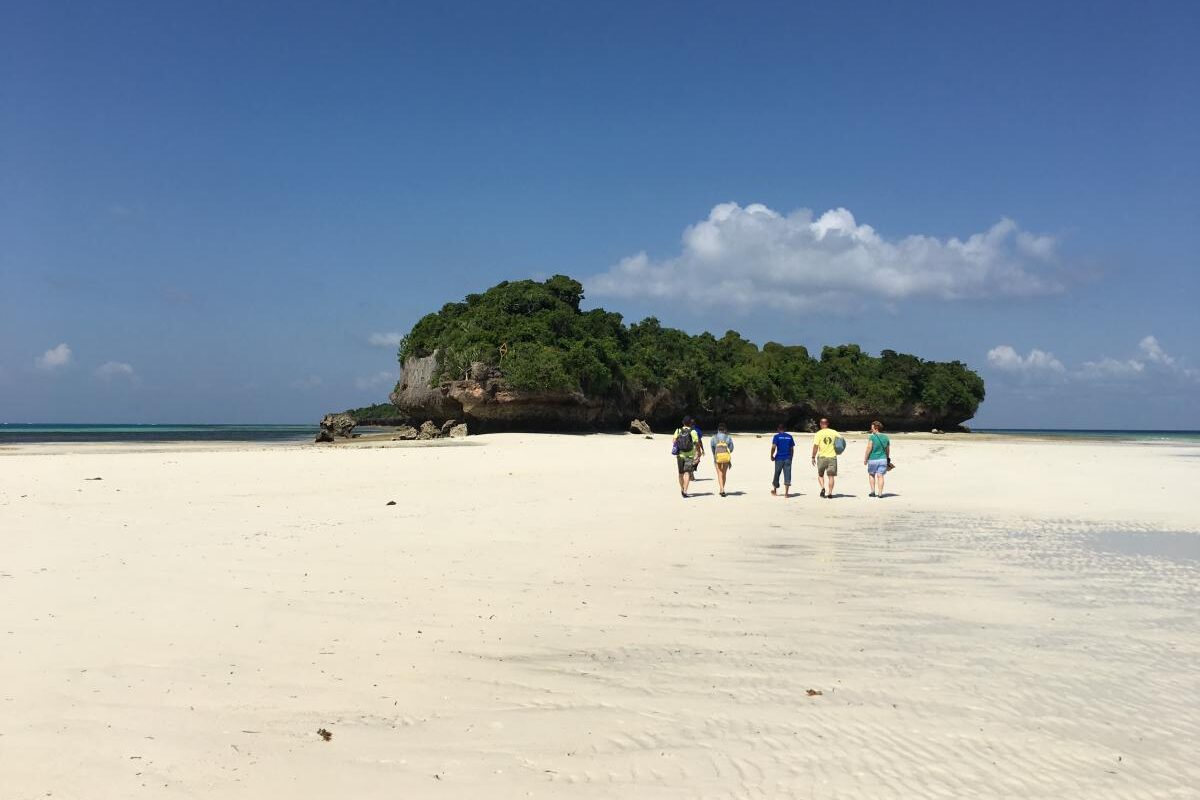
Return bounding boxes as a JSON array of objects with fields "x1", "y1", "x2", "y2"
[{"x1": 317, "y1": 728, "x2": 333, "y2": 741}]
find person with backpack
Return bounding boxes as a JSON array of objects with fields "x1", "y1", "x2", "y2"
[
  {"x1": 689, "y1": 419, "x2": 705, "y2": 477},
  {"x1": 811, "y1": 417, "x2": 844, "y2": 499},
  {"x1": 710, "y1": 422, "x2": 734, "y2": 497},
  {"x1": 864, "y1": 419, "x2": 892, "y2": 497},
  {"x1": 672, "y1": 416, "x2": 701, "y2": 498},
  {"x1": 769, "y1": 422, "x2": 796, "y2": 497}
]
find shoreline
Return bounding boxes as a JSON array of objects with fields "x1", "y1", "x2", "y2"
[{"x1": 2, "y1": 426, "x2": 1196, "y2": 457}]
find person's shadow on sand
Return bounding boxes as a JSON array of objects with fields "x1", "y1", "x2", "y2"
[{"x1": 685, "y1": 491, "x2": 715, "y2": 497}]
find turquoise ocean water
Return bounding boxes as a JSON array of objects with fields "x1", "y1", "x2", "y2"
[
  {"x1": 1, "y1": 424, "x2": 1198, "y2": 445},
  {"x1": 975, "y1": 429, "x2": 1200, "y2": 444}
]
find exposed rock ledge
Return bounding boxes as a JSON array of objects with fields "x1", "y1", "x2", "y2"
[{"x1": 389, "y1": 354, "x2": 973, "y2": 433}]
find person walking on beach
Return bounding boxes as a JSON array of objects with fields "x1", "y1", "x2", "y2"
[
  {"x1": 769, "y1": 422, "x2": 795, "y2": 497},
  {"x1": 864, "y1": 420, "x2": 891, "y2": 497},
  {"x1": 710, "y1": 422, "x2": 734, "y2": 497},
  {"x1": 689, "y1": 419, "x2": 705, "y2": 477},
  {"x1": 672, "y1": 416, "x2": 701, "y2": 498},
  {"x1": 811, "y1": 418, "x2": 841, "y2": 498}
]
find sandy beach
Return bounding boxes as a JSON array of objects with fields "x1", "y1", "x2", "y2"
[{"x1": 2, "y1": 432, "x2": 1198, "y2": 799}]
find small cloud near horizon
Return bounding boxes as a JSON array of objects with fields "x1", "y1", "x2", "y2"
[
  {"x1": 987, "y1": 345, "x2": 1066, "y2": 376},
  {"x1": 368, "y1": 332, "x2": 404, "y2": 348},
  {"x1": 95, "y1": 361, "x2": 136, "y2": 382},
  {"x1": 36, "y1": 343, "x2": 73, "y2": 371},
  {"x1": 587, "y1": 202, "x2": 1064, "y2": 311},
  {"x1": 988, "y1": 336, "x2": 1196, "y2": 384}
]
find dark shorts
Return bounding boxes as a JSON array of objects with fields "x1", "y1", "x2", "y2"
[
  {"x1": 676, "y1": 455, "x2": 695, "y2": 474},
  {"x1": 817, "y1": 456, "x2": 838, "y2": 476}
]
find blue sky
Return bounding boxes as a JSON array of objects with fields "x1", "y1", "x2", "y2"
[{"x1": 2, "y1": 1, "x2": 1197, "y2": 427}]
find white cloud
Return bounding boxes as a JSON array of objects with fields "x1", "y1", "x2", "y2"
[
  {"x1": 987, "y1": 345, "x2": 1065, "y2": 374},
  {"x1": 355, "y1": 370, "x2": 396, "y2": 391},
  {"x1": 1078, "y1": 336, "x2": 1198, "y2": 382},
  {"x1": 990, "y1": 336, "x2": 1197, "y2": 385},
  {"x1": 95, "y1": 361, "x2": 135, "y2": 381},
  {"x1": 1077, "y1": 357, "x2": 1146, "y2": 380},
  {"x1": 588, "y1": 202, "x2": 1063, "y2": 310},
  {"x1": 1138, "y1": 335, "x2": 1181, "y2": 370},
  {"x1": 368, "y1": 332, "x2": 404, "y2": 348},
  {"x1": 36, "y1": 343, "x2": 72, "y2": 371}
]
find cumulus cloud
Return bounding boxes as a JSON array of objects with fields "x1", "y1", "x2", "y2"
[
  {"x1": 1078, "y1": 336, "x2": 1197, "y2": 382},
  {"x1": 990, "y1": 336, "x2": 1196, "y2": 384},
  {"x1": 987, "y1": 345, "x2": 1065, "y2": 374},
  {"x1": 1077, "y1": 356, "x2": 1146, "y2": 380},
  {"x1": 95, "y1": 361, "x2": 136, "y2": 381},
  {"x1": 36, "y1": 343, "x2": 72, "y2": 371},
  {"x1": 368, "y1": 332, "x2": 404, "y2": 348},
  {"x1": 1138, "y1": 335, "x2": 1181, "y2": 369},
  {"x1": 588, "y1": 202, "x2": 1063, "y2": 310},
  {"x1": 355, "y1": 370, "x2": 396, "y2": 391}
]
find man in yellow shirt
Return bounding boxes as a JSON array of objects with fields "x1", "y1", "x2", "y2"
[{"x1": 810, "y1": 417, "x2": 841, "y2": 499}]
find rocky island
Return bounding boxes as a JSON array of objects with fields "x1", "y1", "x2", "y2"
[{"x1": 333, "y1": 275, "x2": 985, "y2": 435}]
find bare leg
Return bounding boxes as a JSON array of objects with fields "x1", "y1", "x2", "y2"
[
  {"x1": 717, "y1": 463, "x2": 728, "y2": 494},
  {"x1": 876, "y1": 472, "x2": 885, "y2": 497},
  {"x1": 827, "y1": 474, "x2": 836, "y2": 498},
  {"x1": 868, "y1": 472, "x2": 877, "y2": 496}
]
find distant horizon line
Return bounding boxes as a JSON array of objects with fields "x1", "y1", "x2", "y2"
[{"x1": 2, "y1": 422, "x2": 1198, "y2": 434}]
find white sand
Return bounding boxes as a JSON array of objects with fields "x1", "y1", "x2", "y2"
[{"x1": 2, "y1": 433, "x2": 1198, "y2": 798}]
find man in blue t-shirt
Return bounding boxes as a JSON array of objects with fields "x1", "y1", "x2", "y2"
[{"x1": 769, "y1": 422, "x2": 796, "y2": 497}]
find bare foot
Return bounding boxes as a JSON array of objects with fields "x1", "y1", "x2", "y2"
[{"x1": 770, "y1": 488, "x2": 777, "y2": 496}]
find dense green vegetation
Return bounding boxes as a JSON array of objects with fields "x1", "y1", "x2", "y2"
[
  {"x1": 343, "y1": 403, "x2": 406, "y2": 424},
  {"x1": 398, "y1": 276, "x2": 984, "y2": 421}
]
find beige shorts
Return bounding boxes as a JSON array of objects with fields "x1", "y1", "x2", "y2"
[{"x1": 817, "y1": 456, "x2": 838, "y2": 476}]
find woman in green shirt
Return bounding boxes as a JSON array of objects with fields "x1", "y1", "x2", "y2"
[{"x1": 864, "y1": 420, "x2": 891, "y2": 498}]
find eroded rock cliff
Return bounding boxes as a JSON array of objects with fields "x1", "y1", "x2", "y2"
[{"x1": 390, "y1": 354, "x2": 971, "y2": 432}]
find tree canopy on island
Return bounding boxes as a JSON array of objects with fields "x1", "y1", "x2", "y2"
[{"x1": 397, "y1": 275, "x2": 984, "y2": 421}]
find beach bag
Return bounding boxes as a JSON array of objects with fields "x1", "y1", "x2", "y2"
[
  {"x1": 673, "y1": 427, "x2": 693, "y2": 455},
  {"x1": 886, "y1": 459, "x2": 896, "y2": 471},
  {"x1": 833, "y1": 436, "x2": 847, "y2": 455},
  {"x1": 713, "y1": 438, "x2": 732, "y2": 464}
]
